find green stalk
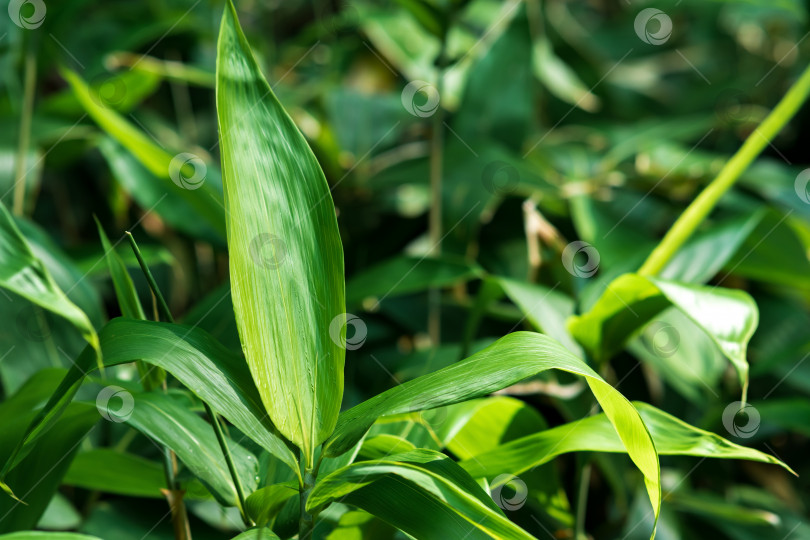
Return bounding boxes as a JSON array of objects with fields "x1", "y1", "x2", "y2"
[
  {"x1": 209, "y1": 407, "x2": 251, "y2": 526},
  {"x1": 298, "y1": 450, "x2": 325, "y2": 539},
  {"x1": 13, "y1": 46, "x2": 37, "y2": 216},
  {"x1": 127, "y1": 232, "x2": 251, "y2": 526},
  {"x1": 638, "y1": 63, "x2": 810, "y2": 276},
  {"x1": 428, "y1": 32, "x2": 449, "y2": 347},
  {"x1": 574, "y1": 460, "x2": 592, "y2": 540},
  {"x1": 298, "y1": 467, "x2": 316, "y2": 539}
]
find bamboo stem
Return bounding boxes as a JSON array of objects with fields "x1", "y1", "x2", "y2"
[
  {"x1": 638, "y1": 63, "x2": 810, "y2": 276},
  {"x1": 13, "y1": 47, "x2": 37, "y2": 216},
  {"x1": 127, "y1": 232, "x2": 250, "y2": 533},
  {"x1": 428, "y1": 34, "x2": 448, "y2": 347}
]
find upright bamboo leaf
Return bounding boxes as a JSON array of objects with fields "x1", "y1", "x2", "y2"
[{"x1": 216, "y1": 1, "x2": 345, "y2": 463}]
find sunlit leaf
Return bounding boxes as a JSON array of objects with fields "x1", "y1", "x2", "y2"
[{"x1": 217, "y1": 0, "x2": 345, "y2": 463}]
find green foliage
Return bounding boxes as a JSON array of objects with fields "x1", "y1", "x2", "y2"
[{"x1": 0, "y1": 0, "x2": 808, "y2": 539}]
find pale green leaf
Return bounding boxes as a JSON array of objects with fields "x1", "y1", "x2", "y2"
[
  {"x1": 244, "y1": 482, "x2": 298, "y2": 526},
  {"x1": 568, "y1": 274, "x2": 757, "y2": 399},
  {"x1": 460, "y1": 402, "x2": 792, "y2": 479},
  {"x1": 216, "y1": 1, "x2": 345, "y2": 462}
]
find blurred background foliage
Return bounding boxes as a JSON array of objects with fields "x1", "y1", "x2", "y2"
[{"x1": 0, "y1": 0, "x2": 809, "y2": 538}]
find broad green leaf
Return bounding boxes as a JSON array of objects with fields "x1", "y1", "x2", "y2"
[
  {"x1": 95, "y1": 319, "x2": 298, "y2": 471},
  {"x1": 442, "y1": 397, "x2": 548, "y2": 460},
  {"x1": 95, "y1": 391, "x2": 257, "y2": 507},
  {"x1": 244, "y1": 481, "x2": 298, "y2": 526},
  {"x1": 63, "y1": 449, "x2": 207, "y2": 499},
  {"x1": 358, "y1": 434, "x2": 417, "y2": 460},
  {"x1": 668, "y1": 490, "x2": 782, "y2": 527},
  {"x1": 217, "y1": 1, "x2": 345, "y2": 462},
  {"x1": 61, "y1": 69, "x2": 225, "y2": 238},
  {"x1": 323, "y1": 331, "x2": 662, "y2": 533},
  {"x1": 568, "y1": 274, "x2": 757, "y2": 399},
  {"x1": 628, "y1": 309, "x2": 726, "y2": 403},
  {"x1": 436, "y1": 396, "x2": 574, "y2": 527},
  {"x1": 309, "y1": 449, "x2": 534, "y2": 540},
  {"x1": 0, "y1": 201, "x2": 99, "y2": 366},
  {"x1": 453, "y1": 11, "x2": 533, "y2": 151},
  {"x1": 4, "y1": 318, "x2": 297, "y2": 477},
  {"x1": 723, "y1": 211, "x2": 810, "y2": 289},
  {"x1": 460, "y1": 402, "x2": 792, "y2": 480}
]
